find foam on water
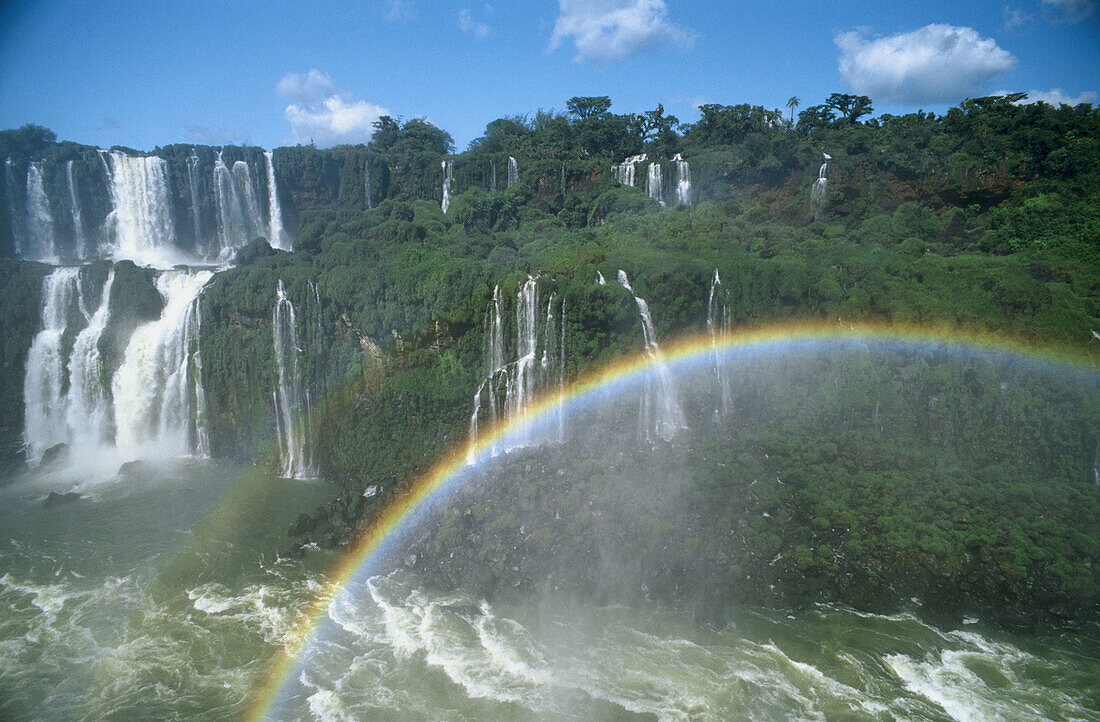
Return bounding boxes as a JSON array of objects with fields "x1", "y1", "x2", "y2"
[{"x1": 275, "y1": 570, "x2": 1100, "y2": 721}]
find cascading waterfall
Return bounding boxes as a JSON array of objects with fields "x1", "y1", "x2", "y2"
[
  {"x1": 25, "y1": 161, "x2": 58, "y2": 263},
  {"x1": 811, "y1": 152, "x2": 830, "y2": 221},
  {"x1": 213, "y1": 151, "x2": 264, "y2": 257},
  {"x1": 273, "y1": 279, "x2": 317, "y2": 479},
  {"x1": 538, "y1": 294, "x2": 567, "y2": 443},
  {"x1": 441, "y1": 160, "x2": 454, "y2": 214},
  {"x1": 707, "y1": 268, "x2": 731, "y2": 417},
  {"x1": 187, "y1": 150, "x2": 204, "y2": 253},
  {"x1": 673, "y1": 153, "x2": 691, "y2": 205},
  {"x1": 467, "y1": 279, "x2": 567, "y2": 462},
  {"x1": 65, "y1": 269, "x2": 116, "y2": 450},
  {"x1": 23, "y1": 267, "x2": 81, "y2": 464},
  {"x1": 233, "y1": 161, "x2": 263, "y2": 241},
  {"x1": 111, "y1": 270, "x2": 213, "y2": 458},
  {"x1": 617, "y1": 270, "x2": 685, "y2": 443},
  {"x1": 596, "y1": 271, "x2": 606, "y2": 285},
  {"x1": 504, "y1": 276, "x2": 540, "y2": 450},
  {"x1": 5, "y1": 158, "x2": 27, "y2": 256},
  {"x1": 507, "y1": 157, "x2": 518, "y2": 188},
  {"x1": 490, "y1": 159, "x2": 497, "y2": 192},
  {"x1": 468, "y1": 285, "x2": 505, "y2": 463},
  {"x1": 104, "y1": 151, "x2": 178, "y2": 267},
  {"x1": 65, "y1": 160, "x2": 88, "y2": 259},
  {"x1": 264, "y1": 152, "x2": 288, "y2": 250},
  {"x1": 646, "y1": 161, "x2": 664, "y2": 205},
  {"x1": 613, "y1": 154, "x2": 647, "y2": 187}
]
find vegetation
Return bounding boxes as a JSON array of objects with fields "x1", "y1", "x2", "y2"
[{"x1": 1, "y1": 91, "x2": 1098, "y2": 623}]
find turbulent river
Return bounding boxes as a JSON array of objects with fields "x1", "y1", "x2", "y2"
[{"x1": 1, "y1": 460, "x2": 1097, "y2": 721}]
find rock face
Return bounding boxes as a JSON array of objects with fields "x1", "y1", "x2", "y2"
[{"x1": 43, "y1": 490, "x2": 82, "y2": 508}]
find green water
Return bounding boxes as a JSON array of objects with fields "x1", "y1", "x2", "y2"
[{"x1": 1, "y1": 460, "x2": 1097, "y2": 721}]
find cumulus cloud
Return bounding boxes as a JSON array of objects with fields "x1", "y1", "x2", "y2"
[
  {"x1": 278, "y1": 70, "x2": 389, "y2": 147},
  {"x1": 458, "y1": 8, "x2": 490, "y2": 38},
  {"x1": 835, "y1": 24, "x2": 1016, "y2": 104},
  {"x1": 548, "y1": 0, "x2": 695, "y2": 65},
  {"x1": 1041, "y1": 0, "x2": 1096, "y2": 21},
  {"x1": 277, "y1": 69, "x2": 338, "y2": 105}
]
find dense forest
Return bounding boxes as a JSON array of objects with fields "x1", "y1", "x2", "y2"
[{"x1": 1, "y1": 91, "x2": 1098, "y2": 625}]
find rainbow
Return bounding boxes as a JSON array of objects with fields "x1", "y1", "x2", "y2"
[{"x1": 246, "y1": 320, "x2": 1094, "y2": 719}]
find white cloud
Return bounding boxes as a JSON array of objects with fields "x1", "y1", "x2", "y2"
[
  {"x1": 996, "y1": 87, "x2": 1099, "y2": 105},
  {"x1": 548, "y1": 0, "x2": 694, "y2": 65},
  {"x1": 835, "y1": 24, "x2": 1016, "y2": 104},
  {"x1": 1041, "y1": 0, "x2": 1096, "y2": 21},
  {"x1": 278, "y1": 70, "x2": 389, "y2": 147},
  {"x1": 382, "y1": 0, "x2": 415, "y2": 21},
  {"x1": 276, "y1": 69, "x2": 338, "y2": 105},
  {"x1": 458, "y1": 8, "x2": 490, "y2": 38}
]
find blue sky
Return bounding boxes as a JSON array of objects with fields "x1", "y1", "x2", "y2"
[{"x1": 0, "y1": 0, "x2": 1097, "y2": 151}]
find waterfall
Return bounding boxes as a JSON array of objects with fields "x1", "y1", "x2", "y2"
[
  {"x1": 707, "y1": 268, "x2": 731, "y2": 417},
  {"x1": 613, "y1": 154, "x2": 647, "y2": 187},
  {"x1": 561, "y1": 163, "x2": 566, "y2": 198},
  {"x1": 103, "y1": 151, "x2": 179, "y2": 267},
  {"x1": 23, "y1": 267, "x2": 81, "y2": 464},
  {"x1": 4, "y1": 158, "x2": 27, "y2": 256},
  {"x1": 273, "y1": 279, "x2": 317, "y2": 479},
  {"x1": 232, "y1": 161, "x2": 263, "y2": 241},
  {"x1": 811, "y1": 152, "x2": 830, "y2": 221},
  {"x1": 468, "y1": 285, "x2": 505, "y2": 463},
  {"x1": 507, "y1": 156, "x2": 518, "y2": 188},
  {"x1": 186, "y1": 150, "x2": 204, "y2": 253},
  {"x1": 65, "y1": 269, "x2": 116, "y2": 451},
  {"x1": 673, "y1": 153, "x2": 691, "y2": 205},
  {"x1": 111, "y1": 270, "x2": 212, "y2": 458},
  {"x1": 504, "y1": 276, "x2": 539, "y2": 450},
  {"x1": 364, "y1": 158, "x2": 373, "y2": 210},
  {"x1": 646, "y1": 162, "x2": 664, "y2": 206},
  {"x1": 539, "y1": 294, "x2": 566, "y2": 443},
  {"x1": 490, "y1": 159, "x2": 497, "y2": 192},
  {"x1": 25, "y1": 162, "x2": 58, "y2": 263},
  {"x1": 65, "y1": 160, "x2": 88, "y2": 259},
  {"x1": 264, "y1": 152, "x2": 288, "y2": 250},
  {"x1": 441, "y1": 160, "x2": 454, "y2": 214},
  {"x1": 213, "y1": 152, "x2": 265, "y2": 257},
  {"x1": 617, "y1": 270, "x2": 685, "y2": 443},
  {"x1": 596, "y1": 271, "x2": 606, "y2": 285},
  {"x1": 467, "y1": 279, "x2": 566, "y2": 462}
]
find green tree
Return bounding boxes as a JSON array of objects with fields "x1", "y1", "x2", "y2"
[
  {"x1": 786, "y1": 96, "x2": 801, "y2": 124},
  {"x1": 566, "y1": 96, "x2": 613, "y2": 121},
  {"x1": 824, "y1": 93, "x2": 875, "y2": 124}
]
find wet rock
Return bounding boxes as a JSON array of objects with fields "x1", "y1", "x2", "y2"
[
  {"x1": 40, "y1": 443, "x2": 68, "y2": 465},
  {"x1": 43, "y1": 491, "x2": 82, "y2": 508},
  {"x1": 117, "y1": 460, "x2": 156, "y2": 478}
]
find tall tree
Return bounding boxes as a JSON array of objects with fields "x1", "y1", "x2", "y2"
[
  {"x1": 824, "y1": 93, "x2": 874, "y2": 124},
  {"x1": 566, "y1": 96, "x2": 613, "y2": 121},
  {"x1": 786, "y1": 96, "x2": 801, "y2": 124}
]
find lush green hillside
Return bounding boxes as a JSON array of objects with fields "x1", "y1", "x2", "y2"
[{"x1": 2, "y1": 92, "x2": 1098, "y2": 624}]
